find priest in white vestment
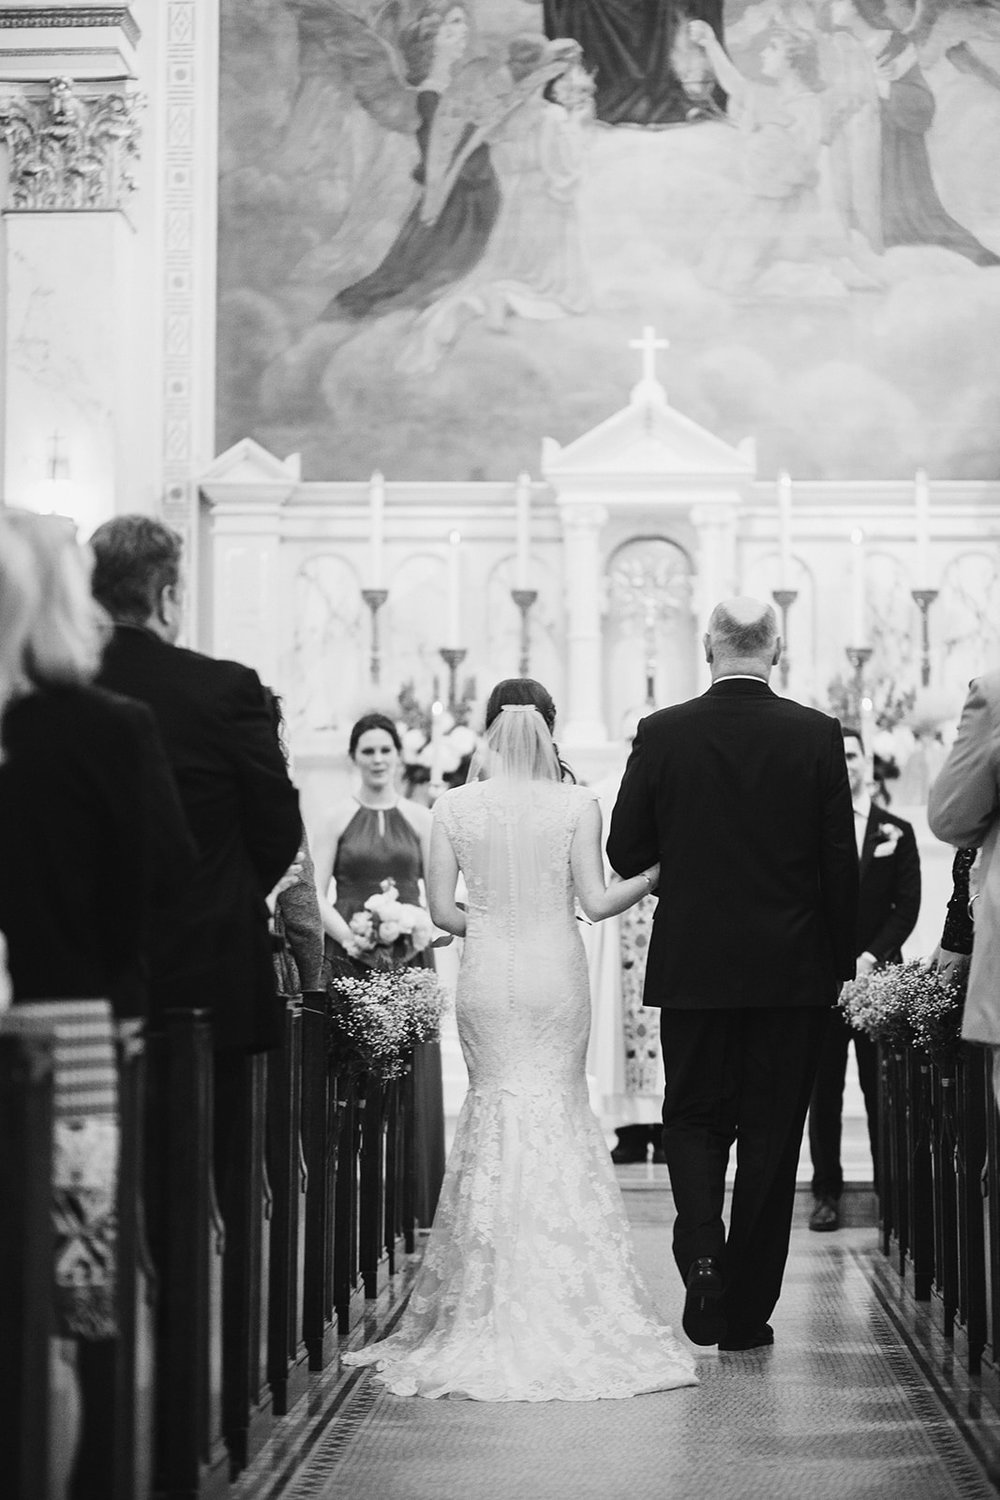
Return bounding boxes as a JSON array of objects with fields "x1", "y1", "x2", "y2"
[{"x1": 583, "y1": 711, "x2": 665, "y2": 1162}]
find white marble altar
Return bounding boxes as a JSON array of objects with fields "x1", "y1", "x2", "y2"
[{"x1": 199, "y1": 339, "x2": 1000, "y2": 835}]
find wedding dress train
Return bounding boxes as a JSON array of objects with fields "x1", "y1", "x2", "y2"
[{"x1": 343, "y1": 778, "x2": 697, "y2": 1401}]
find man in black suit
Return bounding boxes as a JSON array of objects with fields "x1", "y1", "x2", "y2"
[
  {"x1": 90, "y1": 514, "x2": 301, "y2": 1057},
  {"x1": 90, "y1": 514, "x2": 302, "y2": 1472},
  {"x1": 608, "y1": 598, "x2": 858, "y2": 1352},
  {"x1": 808, "y1": 727, "x2": 921, "y2": 1231}
]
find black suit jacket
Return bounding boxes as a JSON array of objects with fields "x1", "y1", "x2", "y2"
[
  {"x1": 97, "y1": 626, "x2": 301, "y2": 1050},
  {"x1": 606, "y1": 678, "x2": 859, "y2": 1009},
  {"x1": 0, "y1": 683, "x2": 195, "y2": 1016},
  {"x1": 857, "y1": 803, "x2": 921, "y2": 964}
]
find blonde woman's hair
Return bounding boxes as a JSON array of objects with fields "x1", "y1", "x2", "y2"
[
  {"x1": 2, "y1": 509, "x2": 108, "y2": 689},
  {"x1": 0, "y1": 515, "x2": 40, "y2": 749}
]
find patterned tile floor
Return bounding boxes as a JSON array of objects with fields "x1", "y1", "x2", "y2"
[{"x1": 241, "y1": 1183, "x2": 1000, "y2": 1500}]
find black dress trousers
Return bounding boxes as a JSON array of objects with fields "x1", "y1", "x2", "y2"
[{"x1": 660, "y1": 1004, "x2": 829, "y2": 1333}]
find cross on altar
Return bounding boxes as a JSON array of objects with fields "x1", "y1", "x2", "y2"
[{"x1": 629, "y1": 325, "x2": 669, "y2": 385}]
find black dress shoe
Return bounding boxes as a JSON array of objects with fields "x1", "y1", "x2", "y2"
[
  {"x1": 682, "y1": 1257, "x2": 726, "y2": 1346},
  {"x1": 610, "y1": 1125, "x2": 651, "y2": 1164},
  {"x1": 719, "y1": 1323, "x2": 774, "y2": 1352},
  {"x1": 610, "y1": 1142, "x2": 649, "y2": 1164},
  {"x1": 809, "y1": 1196, "x2": 840, "y2": 1232}
]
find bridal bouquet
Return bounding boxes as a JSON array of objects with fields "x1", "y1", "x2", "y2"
[
  {"x1": 839, "y1": 960, "x2": 965, "y2": 1069},
  {"x1": 327, "y1": 967, "x2": 446, "y2": 1081},
  {"x1": 348, "y1": 879, "x2": 435, "y2": 970}
]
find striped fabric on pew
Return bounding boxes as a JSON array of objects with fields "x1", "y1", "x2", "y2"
[{"x1": 0, "y1": 1000, "x2": 118, "y2": 1338}]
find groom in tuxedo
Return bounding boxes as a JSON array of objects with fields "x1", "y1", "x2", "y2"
[{"x1": 608, "y1": 598, "x2": 858, "y2": 1351}]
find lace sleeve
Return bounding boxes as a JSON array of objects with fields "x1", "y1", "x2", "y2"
[{"x1": 433, "y1": 787, "x2": 455, "y2": 842}]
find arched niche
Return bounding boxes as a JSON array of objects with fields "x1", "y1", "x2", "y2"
[
  {"x1": 603, "y1": 536, "x2": 695, "y2": 730},
  {"x1": 939, "y1": 551, "x2": 1000, "y2": 700},
  {"x1": 866, "y1": 550, "x2": 918, "y2": 710},
  {"x1": 383, "y1": 551, "x2": 454, "y2": 705},
  {"x1": 286, "y1": 552, "x2": 364, "y2": 739}
]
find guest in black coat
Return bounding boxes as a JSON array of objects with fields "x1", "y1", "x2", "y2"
[
  {"x1": 608, "y1": 598, "x2": 858, "y2": 1352},
  {"x1": 808, "y1": 727, "x2": 921, "y2": 1230},
  {"x1": 0, "y1": 508, "x2": 196, "y2": 1500},
  {"x1": 89, "y1": 515, "x2": 302, "y2": 1054},
  {"x1": 0, "y1": 510, "x2": 194, "y2": 1015},
  {"x1": 90, "y1": 516, "x2": 303, "y2": 1464}
]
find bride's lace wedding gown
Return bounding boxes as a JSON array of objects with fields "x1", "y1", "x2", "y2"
[{"x1": 342, "y1": 778, "x2": 697, "y2": 1401}]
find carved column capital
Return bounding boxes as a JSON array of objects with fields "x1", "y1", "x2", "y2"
[
  {"x1": 0, "y1": 76, "x2": 142, "y2": 210},
  {"x1": 559, "y1": 500, "x2": 609, "y2": 534},
  {"x1": 689, "y1": 501, "x2": 741, "y2": 533}
]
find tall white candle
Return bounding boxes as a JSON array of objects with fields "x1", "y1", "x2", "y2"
[
  {"x1": 515, "y1": 472, "x2": 531, "y2": 590},
  {"x1": 429, "y1": 698, "x2": 444, "y2": 784},
  {"x1": 369, "y1": 470, "x2": 385, "y2": 588},
  {"x1": 447, "y1": 530, "x2": 462, "y2": 647},
  {"x1": 914, "y1": 468, "x2": 930, "y2": 587},
  {"x1": 860, "y1": 694, "x2": 876, "y2": 774},
  {"x1": 850, "y1": 527, "x2": 866, "y2": 644},
  {"x1": 777, "y1": 471, "x2": 792, "y2": 590}
]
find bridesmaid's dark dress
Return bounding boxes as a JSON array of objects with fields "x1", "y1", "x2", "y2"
[{"x1": 330, "y1": 801, "x2": 446, "y2": 1226}]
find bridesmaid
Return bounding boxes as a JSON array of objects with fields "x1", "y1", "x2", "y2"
[{"x1": 313, "y1": 712, "x2": 446, "y2": 1225}]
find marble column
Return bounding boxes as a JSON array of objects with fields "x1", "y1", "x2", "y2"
[
  {"x1": 201, "y1": 447, "x2": 300, "y2": 688},
  {"x1": 690, "y1": 502, "x2": 740, "y2": 631},
  {"x1": 0, "y1": 78, "x2": 142, "y2": 530},
  {"x1": 559, "y1": 500, "x2": 609, "y2": 747}
]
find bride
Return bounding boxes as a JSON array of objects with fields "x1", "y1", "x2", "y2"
[{"x1": 343, "y1": 678, "x2": 697, "y2": 1401}]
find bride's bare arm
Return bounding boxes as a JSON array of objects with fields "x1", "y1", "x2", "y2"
[
  {"x1": 571, "y1": 798, "x2": 657, "y2": 921},
  {"x1": 427, "y1": 817, "x2": 468, "y2": 936}
]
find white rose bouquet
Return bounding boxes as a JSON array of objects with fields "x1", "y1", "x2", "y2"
[{"x1": 347, "y1": 878, "x2": 435, "y2": 970}]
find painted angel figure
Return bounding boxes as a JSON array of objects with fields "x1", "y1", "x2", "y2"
[
  {"x1": 285, "y1": 2, "x2": 589, "y2": 325},
  {"x1": 286, "y1": 2, "x2": 505, "y2": 320},
  {"x1": 690, "y1": 19, "x2": 883, "y2": 293},
  {"x1": 397, "y1": 38, "x2": 597, "y2": 374},
  {"x1": 827, "y1": 0, "x2": 1000, "y2": 265},
  {"x1": 884, "y1": 0, "x2": 1000, "y2": 91}
]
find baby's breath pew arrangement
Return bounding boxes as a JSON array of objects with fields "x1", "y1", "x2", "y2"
[
  {"x1": 839, "y1": 959, "x2": 965, "y2": 1070},
  {"x1": 327, "y1": 967, "x2": 446, "y2": 1082}
]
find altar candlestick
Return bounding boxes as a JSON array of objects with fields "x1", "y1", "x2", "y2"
[
  {"x1": 777, "y1": 471, "x2": 793, "y2": 589},
  {"x1": 369, "y1": 470, "x2": 385, "y2": 588},
  {"x1": 850, "y1": 527, "x2": 866, "y2": 644},
  {"x1": 515, "y1": 472, "x2": 531, "y2": 590},
  {"x1": 914, "y1": 468, "x2": 930, "y2": 587},
  {"x1": 447, "y1": 530, "x2": 462, "y2": 647},
  {"x1": 429, "y1": 698, "x2": 444, "y2": 785}
]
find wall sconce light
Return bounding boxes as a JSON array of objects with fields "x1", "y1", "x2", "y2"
[{"x1": 19, "y1": 431, "x2": 109, "y2": 538}]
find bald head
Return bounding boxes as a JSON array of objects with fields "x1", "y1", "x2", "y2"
[{"x1": 705, "y1": 597, "x2": 781, "y2": 680}]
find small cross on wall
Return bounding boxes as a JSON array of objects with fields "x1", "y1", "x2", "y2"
[{"x1": 628, "y1": 325, "x2": 669, "y2": 386}]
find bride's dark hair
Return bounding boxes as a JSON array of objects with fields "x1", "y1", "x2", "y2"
[{"x1": 483, "y1": 677, "x2": 576, "y2": 782}]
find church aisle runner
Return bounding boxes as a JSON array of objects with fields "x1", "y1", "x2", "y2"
[{"x1": 282, "y1": 1211, "x2": 999, "y2": 1500}]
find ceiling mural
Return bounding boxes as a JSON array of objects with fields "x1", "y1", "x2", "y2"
[{"x1": 218, "y1": 0, "x2": 1000, "y2": 480}]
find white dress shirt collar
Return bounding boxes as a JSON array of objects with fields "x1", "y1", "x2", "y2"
[{"x1": 853, "y1": 790, "x2": 872, "y2": 857}]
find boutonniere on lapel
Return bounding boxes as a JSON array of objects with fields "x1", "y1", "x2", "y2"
[{"x1": 872, "y1": 823, "x2": 903, "y2": 858}]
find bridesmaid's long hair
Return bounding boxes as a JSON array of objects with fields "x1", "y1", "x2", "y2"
[{"x1": 483, "y1": 678, "x2": 576, "y2": 783}]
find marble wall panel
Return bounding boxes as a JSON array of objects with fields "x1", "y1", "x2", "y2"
[{"x1": 4, "y1": 210, "x2": 133, "y2": 533}]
